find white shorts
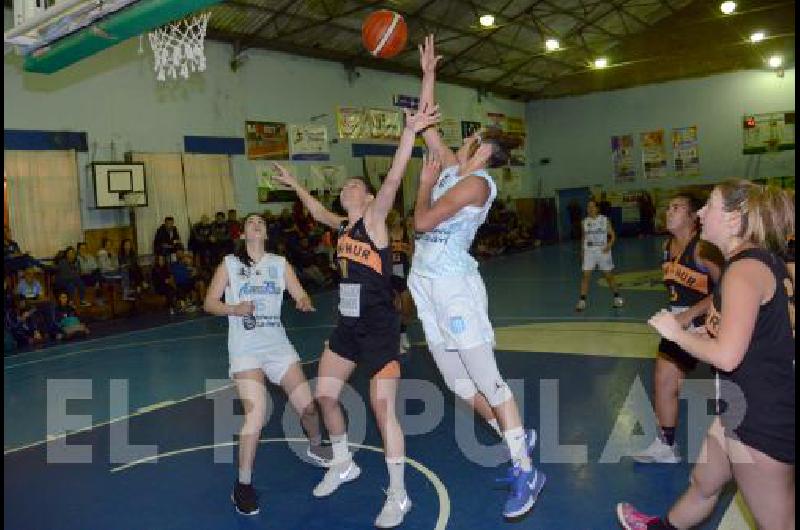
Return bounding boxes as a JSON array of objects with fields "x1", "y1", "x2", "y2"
[
  {"x1": 408, "y1": 271, "x2": 495, "y2": 351},
  {"x1": 582, "y1": 249, "x2": 614, "y2": 272},
  {"x1": 229, "y1": 342, "x2": 300, "y2": 384}
]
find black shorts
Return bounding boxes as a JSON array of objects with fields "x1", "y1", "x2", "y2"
[
  {"x1": 658, "y1": 338, "x2": 698, "y2": 372},
  {"x1": 391, "y1": 275, "x2": 408, "y2": 294},
  {"x1": 328, "y1": 312, "x2": 401, "y2": 378}
]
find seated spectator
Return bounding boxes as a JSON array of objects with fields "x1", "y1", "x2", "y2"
[
  {"x1": 189, "y1": 215, "x2": 213, "y2": 269},
  {"x1": 150, "y1": 254, "x2": 179, "y2": 315},
  {"x1": 4, "y1": 226, "x2": 42, "y2": 275},
  {"x1": 54, "y1": 291, "x2": 89, "y2": 340},
  {"x1": 291, "y1": 236, "x2": 329, "y2": 289},
  {"x1": 169, "y1": 246, "x2": 202, "y2": 312},
  {"x1": 76, "y1": 242, "x2": 102, "y2": 289},
  {"x1": 153, "y1": 216, "x2": 181, "y2": 262},
  {"x1": 118, "y1": 238, "x2": 145, "y2": 294},
  {"x1": 97, "y1": 238, "x2": 135, "y2": 301},
  {"x1": 54, "y1": 247, "x2": 90, "y2": 307},
  {"x1": 210, "y1": 211, "x2": 231, "y2": 264},
  {"x1": 15, "y1": 267, "x2": 45, "y2": 301},
  {"x1": 227, "y1": 209, "x2": 242, "y2": 240}
]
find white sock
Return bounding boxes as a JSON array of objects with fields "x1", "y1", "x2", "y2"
[
  {"x1": 330, "y1": 433, "x2": 350, "y2": 463},
  {"x1": 238, "y1": 467, "x2": 252, "y2": 485},
  {"x1": 386, "y1": 456, "x2": 406, "y2": 494},
  {"x1": 487, "y1": 418, "x2": 502, "y2": 437},
  {"x1": 504, "y1": 427, "x2": 532, "y2": 471}
]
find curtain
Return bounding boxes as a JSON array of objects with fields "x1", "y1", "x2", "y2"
[
  {"x1": 4, "y1": 150, "x2": 83, "y2": 258},
  {"x1": 130, "y1": 153, "x2": 190, "y2": 255},
  {"x1": 181, "y1": 154, "x2": 236, "y2": 223}
]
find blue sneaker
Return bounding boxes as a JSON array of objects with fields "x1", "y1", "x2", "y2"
[
  {"x1": 498, "y1": 429, "x2": 538, "y2": 483},
  {"x1": 502, "y1": 466, "x2": 546, "y2": 519}
]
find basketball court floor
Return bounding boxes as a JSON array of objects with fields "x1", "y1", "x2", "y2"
[{"x1": 4, "y1": 239, "x2": 752, "y2": 529}]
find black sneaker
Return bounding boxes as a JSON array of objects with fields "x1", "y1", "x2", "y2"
[{"x1": 232, "y1": 481, "x2": 259, "y2": 515}]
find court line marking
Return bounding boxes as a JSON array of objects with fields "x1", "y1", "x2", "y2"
[
  {"x1": 110, "y1": 438, "x2": 450, "y2": 530},
  {"x1": 3, "y1": 359, "x2": 320, "y2": 455}
]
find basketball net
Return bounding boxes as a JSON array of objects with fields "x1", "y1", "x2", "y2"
[{"x1": 145, "y1": 12, "x2": 210, "y2": 81}]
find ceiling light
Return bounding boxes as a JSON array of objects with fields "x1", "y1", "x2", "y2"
[
  {"x1": 479, "y1": 14, "x2": 495, "y2": 27},
  {"x1": 593, "y1": 57, "x2": 608, "y2": 69},
  {"x1": 768, "y1": 55, "x2": 783, "y2": 68},
  {"x1": 545, "y1": 38, "x2": 560, "y2": 51},
  {"x1": 720, "y1": 1, "x2": 736, "y2": 15},
  {"x1": 749, "y1": 31, "x2": 765, "y2": 43}
]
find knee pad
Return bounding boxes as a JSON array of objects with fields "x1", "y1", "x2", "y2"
[{"x1": 477, "y1": 377, "x2": 512, "y2": 408}]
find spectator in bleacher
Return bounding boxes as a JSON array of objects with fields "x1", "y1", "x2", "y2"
[
  {"x1": 119, "y1": 238, "x2": 145, "y2": 294},
  {"x1": 15, "y1": 267, "x2": 44, "y2": 301},
  {"x1": 292, "y1": 200, "x2": 315, "y2": 236},
  {"x1": 227, "y1": 209, "x2": 242, "y2": 240},
  {"x1": 211, "y1": 211, "x2": 231, "y2": 264},
  {"x1": 54, "y1": 291, "x2": 89, "y2": 340},
  {"x1": 97, "y1": 238, "x2": 135, "y2": 301},
  {"x1": 150, "y1": 254, "x2": 179, "y2": 315},
  {"x1": 153, "y1": 216, "x2": 181, "y2": 261},
  {"x1": 169, "y1": 246, "x2": 199, "y2": 313},
  {"x1": 189, "y1": 214, "x2": 213, "y2": 269},
  {"x1": 4, "y1": 226, "x2": 41, "y2": 275},
  {"x1": 290, "y1": 236, "x2": 328, "y2": 289},
  {"x1": 54, "y1": 247, "x2": 90, "y2": 307},
  {"x1": 76, "y1": 242, "x2": 102, "y2": 289}
]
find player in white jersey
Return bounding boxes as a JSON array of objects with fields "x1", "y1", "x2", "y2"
[
  {"x1": 408, "y1": 35, "x2": 545, "y2": 520},
  {"x1": 575, "y1": 199, "x2": 624, "y2": 311},
  {"x1": 204, "y1": 213, "x2": 331, "y2": 516}
]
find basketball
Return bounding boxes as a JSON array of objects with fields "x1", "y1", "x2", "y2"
[{"x1": 362, "y1": 10, "x2": 407, "y2": 59}]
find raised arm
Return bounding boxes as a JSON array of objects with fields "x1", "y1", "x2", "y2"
[
  {"x1": 272, "y1": 163, "x2": 345, "y2": 230},
  {"x1": 414, "y1": 156, "x2": 489, "y2": 232},
  {"x1": 367, "y1": 103, "x2": 441, "y2": 225},
  {"x1": 418, "y1": 34, "x2": 458, "y2": 168}
]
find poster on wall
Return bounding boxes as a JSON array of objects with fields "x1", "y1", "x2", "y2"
[
  {"x1": 365, "y1": 108, "x2": 403, "y2": 140},
  {"x1": 336, "y1": 107, "x2": 365, "y2": 139},
  {"x1": 611, "y1": 134, "x2": 636, "y2": 183},
  {"x1": 245, "y1": 121, "x2": 290, "y2": 160},
  {"x1": 256, "y1": 162, "x2": 297, "y2": 203},
  {"x1": 461, "y1": 120, "x2": 482, "y2": 140},
  {"x1": 288, "y1": 124, "x2": 330, "y2": 161},
  {"x1": 671, "y1": 126, "x2": 700, "y2": 177},
  {"x1": 505, "y1": 117, "x2": 527, "y2": 167},
  {"x1": 640, "y1": 129, "x2": 667, "y2": 179},
  {"x1": 438, "y1": 118, "x2": 462, "y2": 147},
  {"x1": 742, "y1": 111, "x2": 795, "y2": 154},
  {"x1": 310, "y1": 164, "x2": 348, "y2": 192}
]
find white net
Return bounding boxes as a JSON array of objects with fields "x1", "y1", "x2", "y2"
[{"x1": 147, "y1": 12, "x2": 210, "y2": 81}]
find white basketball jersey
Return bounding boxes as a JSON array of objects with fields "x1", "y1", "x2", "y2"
[
  {"x1": 224, "y1": 253, "x2": 291, "y2": 357},
  {"x1": 583, "y1": 215, "x2": 609, "y2": 250},
  {"x1": 411, "y1": 165, "x2": 497, "y2": 277}
]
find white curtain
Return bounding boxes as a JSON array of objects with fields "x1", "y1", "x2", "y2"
[
  {"x1": 130, "y1": 152, "x2": 190, "y2": 255},
  {"x1": 4, "y1": 150, "x2": 83, "y2": 258},
  {"x1": 181, "y1": 154, "x2": 236, "y2": 223},
  {"x1": 364, "y1": 155, "x2": 422, "y2": 215}
]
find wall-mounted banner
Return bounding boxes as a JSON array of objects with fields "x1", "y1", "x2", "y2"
[
  {"x1": 365, "y1": 108, "x2": 403, "y2": 140},
  {"x1": 438, "y1": 118, "x2": 462, "y2": 147},
  {"x1": 640, "y1": 129, "x2": 667, "y2": 180},
  {"x1": 310, "y1": 164, "x2": 348, "y2": 192},
  {"x1": 505, "y1": 117, "x2": 526, "y2": 166},
  {"x1": 671, "y1": 126, "x2": 699, "y2": 177},
  {"x1": 245, "y1": 121, "x2": 289, "y2": 160},
  {"x1": 392, "y1": 94, "x2": 419, "y2": 109},
  {"x1": 611, "y1": 134, "x2": 636, "y2": 183},
  {"x1": 256, "y1": 161, "x2": 296, "y2": 203},
  {"x1": 337, "y1": 107, "x2": 365, "y2": 139},
  {"x1": 288, "y1": 124, "x2": 330, "y2": 161},
  {"x1": 742, "y1": 111, "x2": 795, "y2": 154}
]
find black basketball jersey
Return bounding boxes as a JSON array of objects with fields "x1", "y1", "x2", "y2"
[
  {"x1": 705, "y1": 248, "x2": 795, "y2": 460},
  {"x1": 662, "y1": 234, "x2": 712, "y2": 322},
  {"x1": 335, "y1": 218, "x2": 395, "y2": 322}
]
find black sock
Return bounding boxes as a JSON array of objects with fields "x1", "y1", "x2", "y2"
[
  {"x1": 660, "y1": 427, "x2": 676, "y2": 446},
  {"x1": 580, "y1": 294, "x2": 587, "y2": 300},
  {"x1": 613, "y1": 292, "x2": 620, "y2": 298}
]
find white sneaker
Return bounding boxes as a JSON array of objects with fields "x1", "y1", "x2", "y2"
[
  {"x1": 613, "y1": 296, "x2": 625, "y2": 308},
  {"x1": 575, "y1": 299, "x2": 587, "y2": 311},
  {"x1": 633, "y1": 437, "x2": 681, "y2": 464},
  {"x1": 312, "y1": 459, "x2": 361, "y2": 497},
  {"x1": 374, "y1": 489, "x2": 412, "y2": 528},
  {"x1": 399, "y1": 333, "x2": 410, "y2": 353}
]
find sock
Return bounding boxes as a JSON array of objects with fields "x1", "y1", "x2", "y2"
[
  {"x1": 613, "y1": 292, "x2": 620, "y2": 298},
  {"x1": 385, "y1": 456, "x2": 406, "y2": 494},
  {"x1": 503, "y1": 427, "x2": 532, "y2": 471},
  {"x1": 487, "y1": 418, "x2": 502, "y2": 438},
  {"x1": 660, "y1": 427, "x2": 676, "y2": 447},
  {"x1": 330, "y1": 433, "x2": 350, "y2": 463},
  {"x1": 580, "y1": 294, "x2": 587, "y2": 300},
  {"x1": 238, "y1": 467, "x2": 252, "y2": 485}
]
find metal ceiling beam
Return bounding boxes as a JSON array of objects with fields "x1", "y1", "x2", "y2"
[{"x1": 234, "y1": 0, "x2": 298, "y2": 54}]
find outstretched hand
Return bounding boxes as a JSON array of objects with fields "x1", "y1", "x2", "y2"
[
  {"x1": 404, "y1": 102, "x2": 441, "y2": 133},
  {"x1": 419, "y1": 154, "x2": 442, "y2": 187},
  {"x1": 419, "y1": 34, "x2": 442, "y2": 74},
  {"x1": 271, "y1": 162, "x2": 298, "y2": 188}
]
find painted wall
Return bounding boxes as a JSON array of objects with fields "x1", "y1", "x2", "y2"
[
  {"x1": 526, "y1": 68, "x2": 796, "y2": 197},
  {"x1": 4, "y1": 8, "x2": 527, "y2": 231}
]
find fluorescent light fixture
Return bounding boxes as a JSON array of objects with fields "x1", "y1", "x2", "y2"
[
  {"x1": 768, "y1": 55, "x2": 783, "y2": 68},
  {"x1": 545, "y1": 38, "x2": 560, "y2": 51},
  {"x1": 720, "y1": 1, "x2": 736, "y2": 15},
  {"x1": 749, "y1": 31, "x2": 765, "y2": 43},
  {"x1": 593, "y1": 57, "x2": 608, "y2": 68},
  {"x1": 479, "y1": 14, "x2": 495, "y2": 27}
]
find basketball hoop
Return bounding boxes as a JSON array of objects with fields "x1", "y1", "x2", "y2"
[{"x1": 146, "y1": 12, "x2": 210, "y2": 81}]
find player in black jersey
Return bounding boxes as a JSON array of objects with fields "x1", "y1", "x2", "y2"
[
  {"x1": 619, "y1": 180, "x2": 795, "y2": 530},
  {"x1": 387, "y1": 209, "x2": 414, "y2": 354},
  {"x1": 272, "y1": 102, "x2": 439, "y2": 529},
  {"x1": 634, "y1": 193, "x2": 722, "y2": 464}
]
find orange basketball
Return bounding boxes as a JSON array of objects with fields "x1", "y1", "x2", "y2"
[{"x1": 362, "y1": 10, "x2": 407, "y2": 59}]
